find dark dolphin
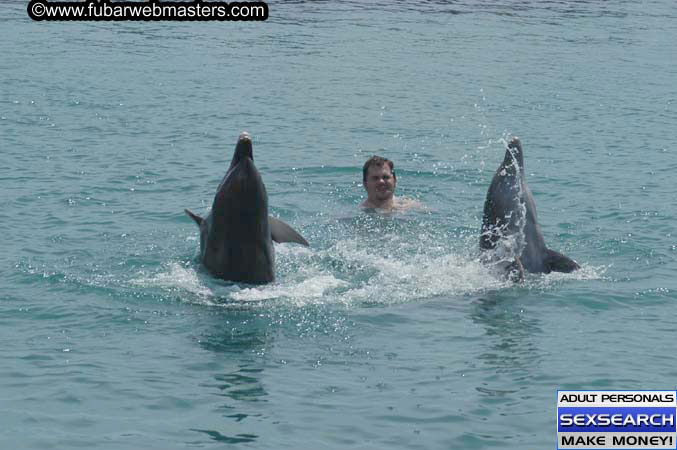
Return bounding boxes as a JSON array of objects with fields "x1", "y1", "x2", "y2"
[
  {"x1": 185, "y1": 132, "x2": 308, "y2": 284},
  {"x1": 480, "y1": 137, "x2": 579, "y2": 279}
]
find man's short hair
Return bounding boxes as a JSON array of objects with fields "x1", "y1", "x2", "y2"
[{"x1": 362, "y1": 156, "x2": 395, "y2": 183}]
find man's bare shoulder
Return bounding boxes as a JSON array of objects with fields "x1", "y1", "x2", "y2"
[
  {"x1": 359, "y1": 196, "x2": 426, "y2": 212},
  {"x1": 392, "y1": 197, "x2": 426, "y2": 212}
]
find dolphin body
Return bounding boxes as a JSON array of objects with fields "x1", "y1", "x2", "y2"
[
  {"x1": 185, "y1": 132, "x2": 308, "y2": 284},
  {"x1": 480, "y1": 137, "x2": 579, "y2": 279}
]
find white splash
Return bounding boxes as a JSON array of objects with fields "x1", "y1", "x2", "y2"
[
  {"x1": 132, "y1": 233, "x2": 594, "y2": 308},
  {"x1": 231, "y1": 274, "x2": 347, "y2": 304},
  {"x1": 530, "y1": 263, "x2": 606, "y2": 289},
  {"x1": 131, "y1": 262, "x2": 213, "y2": 298},
  {"x1": 305, "y1": 238, "x2": 511, "y2": 306}
]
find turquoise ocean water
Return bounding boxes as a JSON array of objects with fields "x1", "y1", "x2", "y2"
[{"x1": 2, "y1": 0, "x2": 676, "y2": 448}]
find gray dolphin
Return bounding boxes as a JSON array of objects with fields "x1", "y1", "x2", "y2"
[
  {"x1": 480, "y1": 137, "x2": 579, "y2": 278},
  {"x1": 185, "y1": 132, "x2": 308, "y2": 284}
]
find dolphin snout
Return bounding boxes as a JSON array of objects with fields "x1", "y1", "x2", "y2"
[
  {"x1": 234, "y1": 131, "x2": 254, "y2": 160},
  {"x1": 239, "y1": 131, "x2": 251, "y2": 142},
  {"x1": 506, "y1": 137, "x2": 524, "y2": 169}
]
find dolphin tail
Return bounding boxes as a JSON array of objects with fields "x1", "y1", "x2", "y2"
[
  {"x1": 544, "y1": 248, "x2": 580, "y2": 273},
  {"x1": 184, "y1": 209, "x2": 204, "y2": 226},
  {"x1": 269, "y1": 216, "x2": 309, "y2": 246}
]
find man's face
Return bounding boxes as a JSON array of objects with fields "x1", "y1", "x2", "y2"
[{"x1": 364, "y1": 164, "x2": 396, "y2": 202}]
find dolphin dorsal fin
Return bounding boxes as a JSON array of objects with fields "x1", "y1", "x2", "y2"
[
  {"x1": 184, "y1": 209, "x2": 204, "y2": 226},
  {"x1": 269, "y1": 216, "x2": 309, "y2": 246}
]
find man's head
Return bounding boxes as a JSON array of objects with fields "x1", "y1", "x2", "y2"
[{"x1": 362, "y1": 156, "x2": 396, "y2": 207}]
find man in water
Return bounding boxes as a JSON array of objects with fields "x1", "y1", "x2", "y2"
[{"x1": 360, "y1": 156, "x2": 422, "y2": 211}]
